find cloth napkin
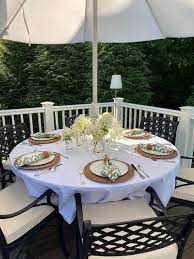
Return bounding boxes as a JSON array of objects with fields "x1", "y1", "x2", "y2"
[
  {"x1": 31, "y1": 132, "x2": 57, "y2": 139},
  {"x1": 15, "y1": 151, "x2": 52, "y2": 168},
  {"x1": 139, "y1": 143, "x2": 174, "y2": 154},
  {"x1": 101, "y1": 161, "x2": 121, "y2": 181}
]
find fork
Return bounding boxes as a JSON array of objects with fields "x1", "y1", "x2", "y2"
[{"x1": 34, "y1": 163, "x2": 62, "y2": 177}]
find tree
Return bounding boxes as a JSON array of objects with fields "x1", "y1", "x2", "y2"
[
  {"x1": 144, "y1": 38, "x2": 194, "y2": 109},
  {"x1": 98, "y1": 43, "x2": 152, "y2": 105},
  {"x1": 26, "y1": 44, "x2": 92, "y2": 107},
  {"x1": 0, "y1": 41, "x2": 35, "y2": 109}
]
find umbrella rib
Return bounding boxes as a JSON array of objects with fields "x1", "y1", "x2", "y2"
[
  {"x1": 145, "y1": 0, "x2": 165, "y2": 39},
  {"x1": 0, "y1": 0, "x2": 28, "y2": 37},
  {"x1": 20, "y1": 0, "x2": 31, "y2": 46}
]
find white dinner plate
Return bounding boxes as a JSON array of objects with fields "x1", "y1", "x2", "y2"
[
  {"x1": 31, "y1": 133, "x2": 59, "y2": 141},
  {"x1": 90, "y1": 160, "x2": 128, "y2": 178},
  {"x1": 18, "y1": 151, "x2": 55, "y2": 166},
  {"x1": 126, "y1": 130, "x2": 146, "y2": 136},
  {"x1": 140, "y1": 147, "x2": 174, "y2": 156}
]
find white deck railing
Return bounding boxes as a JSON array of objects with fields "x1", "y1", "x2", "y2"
[
  {"x1": 0, "y1": 99, "x2": 193, "y2": 168},
  {"x1": 0, "y1": 107, "x2": 45, "y2": 134},
  {"x1": 121, "y1": 102, "x2": 181, "y2": 129}
]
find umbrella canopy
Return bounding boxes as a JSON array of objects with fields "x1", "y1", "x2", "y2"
[
  {"x1": 1, "y1": 0, "x2": 194, "y2": 114},
  {"x1": 1, "y1": 0, "x2": 194, "y2": 43}
]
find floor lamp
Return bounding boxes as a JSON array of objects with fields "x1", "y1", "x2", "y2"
[{"x1": 110, "y1": 75, "x2": 122, "y2": 119}]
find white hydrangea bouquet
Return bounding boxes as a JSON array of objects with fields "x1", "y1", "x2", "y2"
[
  {"x1": 63, "y1": 115, "x2": 92, "y2": 147},
  {"x1": 71, "y1": 115, "x2": 92, "y2": 144},
  {"x1": 88, "y1": 112, "x2": 121, "y2": 152},
  {"x1": 63, "y1": 113, "x2": 121, "y2": 151}
]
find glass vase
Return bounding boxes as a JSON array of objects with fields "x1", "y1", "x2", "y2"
[
  {"x1": 92, "y1": 140, "x2": 104, "y2": 153},
  {"x1": 81, "y1": 131, "x2": 87, "y2": 142},
  {"x1": 76, "y1": 136, "x2": 83, "y2": 146},
  {"x1": 65, "y1": 140, "x2": 73, "y2": 150}
]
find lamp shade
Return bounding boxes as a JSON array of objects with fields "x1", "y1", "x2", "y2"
[{"x1": 110, "y1": 75, "x2": 122, "y2": 89}]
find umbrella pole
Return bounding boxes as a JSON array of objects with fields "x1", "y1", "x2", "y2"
[{"x1": 91, "y1": 0, "x2": 99, "y2": 117}]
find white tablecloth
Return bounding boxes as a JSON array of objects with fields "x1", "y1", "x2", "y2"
[{"x1": 9, "y1": 133, "x2": 180, "y2": 223}]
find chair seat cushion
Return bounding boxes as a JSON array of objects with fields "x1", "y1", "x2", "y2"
[
  {"x1": 89, "y1": 243, "x2": 178, "y2": 259},
  {"x1": 83, "y1": 199, "x2": 178, "y2": 259},
  {"x1": 0, "y1": 180, "x2": 55, "y2": 244},
  {"x1": 172, "y1": 168, "x2": 194, "y2": 202},
  {"x1": 83, "y1": 198, "x2": 156, "y2": 224}
]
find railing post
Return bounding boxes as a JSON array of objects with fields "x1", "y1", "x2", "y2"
[
  {"x1": 176, "y1": 106, "x2": 194, "y2": 168},
  {"x1": 41, "y1": 102, "x2": 55, "y2": 132},
  {"x1": 113, "y1": 97, "x2": 124, "y2": 125}
]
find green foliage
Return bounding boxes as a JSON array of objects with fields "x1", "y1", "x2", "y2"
[
  {"x1": 0, "y1": 41, "x2": 35, "y2": 109},
  {"x1": 186, "y1": 86, "x2": 194, "y2": 106},
  {"x1": 26, "y1": 44, "x2": 92, "y2": 107},
  {"x1": 98, "y1": 43, "x2": 152, "y2": 104},
  {"x1": 143, "y1": 38, "x2": 194, "y2": 109},
  {"x1": 0, "y1": 39, "x2": 194, "y2": 110}
]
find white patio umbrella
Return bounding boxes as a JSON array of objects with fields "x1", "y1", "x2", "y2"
[{"x1": 1, "y1": 0, "x2": 194, "y2": 115}]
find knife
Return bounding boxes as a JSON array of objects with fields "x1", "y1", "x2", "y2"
[{"x1": 131, "y1": 164, "x2": 145, "y2": 179}]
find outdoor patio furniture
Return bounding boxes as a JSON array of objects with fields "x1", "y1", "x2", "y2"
[
  {"x1": 75, "y1": 188, "x2": 194, "y2": 259},
  {"x1": 0, "y1": 180, "x2": 60, "y2": 259},
  {"x1": 170, "y1": 156, "x2": 194, "y2": 208},
  {"x1": 139, "y1": 117, "x2": 179, "y2": 144},
  {"x1": 65, "y1": 115, "x2": 78, "y2": 128},
  {"x1": 0, "y1": 124, "x2": 30, "y2": 188}
]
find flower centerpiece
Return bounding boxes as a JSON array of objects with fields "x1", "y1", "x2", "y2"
[
  {"x1": 88, "y1": 112, "x2": 121, "y2": 152},
  {"x1": 71, "y1": 115, "x2": 92, "y2": 145},
  {"x1": 63, "y1": 128, "x2": 74, "y2": 150}
]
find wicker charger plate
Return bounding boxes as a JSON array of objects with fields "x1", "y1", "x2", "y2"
[
  {"x1": 28, "y1": 135, "x2": 62, "y2": 144},
  {"x1": 14, "y1": 152, "x2": 60, "y2": 170},
  {"x1": 122, "y1": 130, "x2": 151, "y2": 139},
  {"x1": 83, "y1": 159, "x2": 134, "y2": 183},
  {"x1": 136, "y1": 145, "x2": 177, "y2": 159}
]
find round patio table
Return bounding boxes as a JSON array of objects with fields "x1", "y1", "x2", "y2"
[{"x1": 9, "y1": 132, "x2": 180, "y2": 223}]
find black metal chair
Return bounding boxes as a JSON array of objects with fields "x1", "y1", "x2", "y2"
[
  {"x1": 75, "y1": 187, "x2": 193, "y2": 259},
  {"x1": 65, "y1": 115, "x2": 78, "y2": 128},
  {"x1": 139, "y1": 117, "x2": 179, "y2": 144},
  {"x1": 0, "y1": 123, "x2": 30, "y2": 188},
  {"x1": 0, "y1": 180, "x2": 62, "y2": 259},
  {"x1": 170, "y1": 156, "x2": 194, "y2": 208}
]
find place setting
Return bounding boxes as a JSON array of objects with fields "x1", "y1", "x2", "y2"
[
  {"x1": 28, "y1": 132, "x2": 62, "y2": 145},
  {"x1": 81, "y1": 155, "x2": 135, "y2": 184},
  {"x1": 135, "y1": 143, "x2": 177, "y2": 162},
  {"x1": 13, "y1": 150, "x2": 62, "y2": 177},
  {"x1": 122, "y1": 128, "x2": 151, "y2": 140}
]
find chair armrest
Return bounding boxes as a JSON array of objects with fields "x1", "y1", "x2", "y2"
[
  {"x1": 180, "y1": 156, "x2": 194, "y2": 160},
  {"x1": 146, "y1": 186, "x2": 167, "y2": 215},
  {"x1": 0, "y1": 189, "x2": 54, "y2": 219}
]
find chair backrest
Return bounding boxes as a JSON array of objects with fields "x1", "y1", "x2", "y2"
[
  {"x1": 84, "y1": 213, "x2": 193, "y2": 258},
  {"x1": 65, "y1": 115, "x2": 78, "y2": 128},
  {"x1": 139, "y1": 117, "x2": 179, "y2": 144},
  {"x1": 0, "y1": 123, "x2": 30, "y2": 158}
]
